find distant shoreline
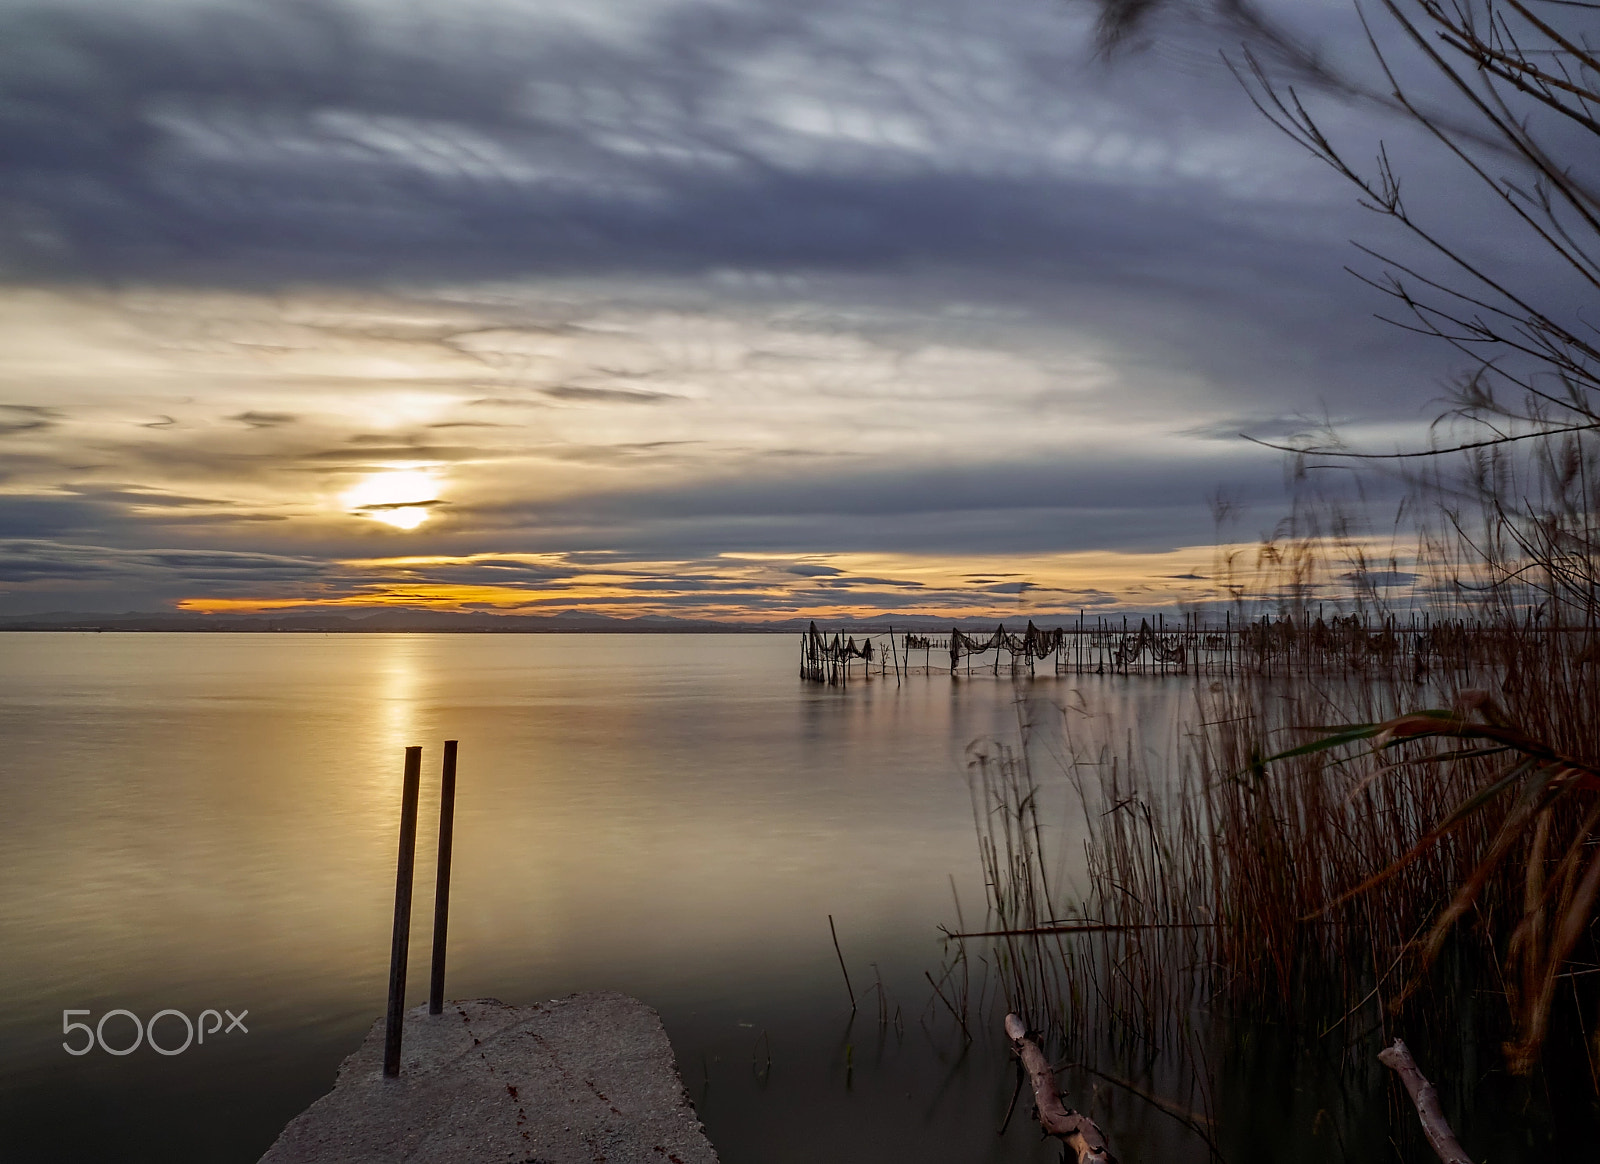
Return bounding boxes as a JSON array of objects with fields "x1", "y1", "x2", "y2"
[
  {"x1": 0, "y1": 623, "x2": 800, "y2": 634},
  {"x1": 0, "y1": 614, "x2": 1097, "y2": 635}
]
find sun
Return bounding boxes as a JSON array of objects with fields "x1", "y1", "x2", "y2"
[{"x1": 342, "y1": 467, "x2": 440, "y2": 530}]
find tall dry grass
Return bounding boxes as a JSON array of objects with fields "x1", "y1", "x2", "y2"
[{"x1": 946, "y1": 441, "x2": 1600, "y2": 1148}]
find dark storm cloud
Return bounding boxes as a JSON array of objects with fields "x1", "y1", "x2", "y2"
[
  {"x1": 649, "y1": 511, "x2": 1188, "y2": 556},
  {"x1": 140, "y1": 548, "x2": 325, "y2": 578},
  {"x1": 451, "y1": 504, "x2": 1242, "y2": 561},
  {"x1": 1175, "y1": 414, "x2": 1349, "y2": 444},
  {"x1": 0, "y1": 0, "x2": 1487, "y2": 430},
  {"x1": 0, "y1": 495, "x2": 114, "y2": 537},
  {"x1": 0, "y1": 0, "x2": 1541, "y2": 617},
  {"x1": 473, "y1": 449, "x2": 1288, "y2": 527},
  {"x1": 0, "y1": 538, "x2": 333, "y2": 584},
  {"x1": 455, "y1": 442, "x2": 1384, "y2": 560},
  {"x1": 0, "y1": 486, "x2": 282, "y2": 544},
  {"x1": 6, "y1": 0, "x2": 1489, "y2": 453},
  {"x1": 0, "y1": 0, "x2": 1358, "y2": 285}
]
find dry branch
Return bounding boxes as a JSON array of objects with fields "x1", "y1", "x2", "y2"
[
  {"x1": 1003, "y1": 1013, "x2": 1115, "y2": 1163},
  {"x1": 1378, "y1": 1038, "x2": 1472, "y2": 1164}
]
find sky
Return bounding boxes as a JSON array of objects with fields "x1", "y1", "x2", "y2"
[{"x1": 0, "y1": 0, "x2": 1564, "y2": 619}]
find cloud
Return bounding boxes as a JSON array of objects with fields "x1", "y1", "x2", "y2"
[
  {"x1": 540, "y1": 386, "x2": 680, "y2": 405},
  {"x1": 0, "y1": 534, "x2": 1237, "y2": 617},
  {"x1": 0, "y1": 538, "x2": 334, "y2": 587},
  {"x1": 0, "y1": 278, "x2": 1416, "y2": 582},
  {"x1": 466, "y1": 397, "x2": 548, "y2": 409},
  {"x1": 0, "y1": 0, "x2": 1369, "y2": 288},
  {"x1": 352, "y1": 499, "x2": 448, "y2": 513},
  {"x1": 467, "y1": 449, "x2": 1286, "y2": 530},
  {"x1": 0, "y1": 405, "x2": 62, "y2": 436},
  {"x1": 229, "y1": 410, "x2": 297, "y2": 428},
  {"x1": 786, "y1": 563, "x2": 842, "y2": 576},
  {"x1": 62, "y1": 484, "x2": 243, "y2": 508},
  {"x1": 0, "y1": 495, "x2": 114, "y2": 538},
  {"x1": 296, "y1": 444, "x2": 504, "y2": 463},
  {"x1": 1342, "y1": 569, "x2": 1419, "y2": 587},
  {"x1": 0, "y1": 0, "x2": 1544, "y2": 616},
  {"x1": 1174, "y1": 413, "x2": 1348, "y2": 443}
]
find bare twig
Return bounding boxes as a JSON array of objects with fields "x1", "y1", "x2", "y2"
[
  {"x1": 828, "y1": 914, "x2": 856, "y2": 1013},
  {"x1": 926, "y1": 970, "x2": 973, "y2": 1042},
  {"x1": 1004, "y1": 1013, "x2": 1116, "y2": 1163},
  {"x1": 1377, "y1": 1038, "x2": 1473, "y2": 1164}
]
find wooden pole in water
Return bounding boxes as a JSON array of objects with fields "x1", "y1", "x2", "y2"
[
  {"x1": 384, "y1": 745, "x2": 422, "y2": 1077},
  {"x1": 428, "y1": 740, "x2": 458, "y2": 1016}
]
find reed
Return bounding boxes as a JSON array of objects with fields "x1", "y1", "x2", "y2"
[
  {"x1": 957, "y1": 662, "x2": 1598, "y2": 1045},
  {"x1": 934, "y1": 0, "x2": 1600, "y2": 1138},
  {"x1": 944, "y1": 446, "x2": 1600, "y2": 1145}
]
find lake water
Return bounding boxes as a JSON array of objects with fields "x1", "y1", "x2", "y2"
[
  {"x1": 0, "y1": 632, "x2": 1216, "y2": 1163},
  {"x1": 15, "y1": 631, "x2": 1574, "y2": 1162}
]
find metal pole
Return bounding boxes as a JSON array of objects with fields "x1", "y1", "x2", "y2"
[
  {"x1": 428, "y1": 740, "x2": 459, "y2": 1016},
  {"x1": 384, "y1": 746, "x2": 422, "y2": 1077}
]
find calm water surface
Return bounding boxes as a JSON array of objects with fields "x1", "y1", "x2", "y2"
[{"x1": 0, "y1": 632, "x2": 1208, "y2": 1163}]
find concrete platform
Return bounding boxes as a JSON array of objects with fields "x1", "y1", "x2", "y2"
[{"x1": 259, "y1": 992, "x2": 718, "y2": 1164}]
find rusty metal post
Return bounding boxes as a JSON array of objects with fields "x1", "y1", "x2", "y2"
[
  {"x1": 428, "y1": 740, "x2": 458, "y2": 1016},
  {"x1": 383, "y1": 746, "x2": 422, "y2": 1077}
]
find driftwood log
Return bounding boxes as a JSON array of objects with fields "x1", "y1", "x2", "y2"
[
  {"x1": 1003, "y1": 1013, "x2": 1115, "y2": 1163},
  {"x1": 1377, "y1": 1038, "x2": 1472, "y2": 1164}
]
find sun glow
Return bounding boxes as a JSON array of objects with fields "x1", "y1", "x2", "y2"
[{"x1": 342, "y1": 467, "x2": 441, "y2": 530}]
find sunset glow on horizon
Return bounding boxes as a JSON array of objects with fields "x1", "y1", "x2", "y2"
[{"x1": 164, "y1": 540, "x2": 1419, "y2": 621}]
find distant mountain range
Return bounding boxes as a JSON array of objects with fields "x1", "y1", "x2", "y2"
[{"x1": 0, "y1": 609, "x2": 1115, "y2": 634}]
